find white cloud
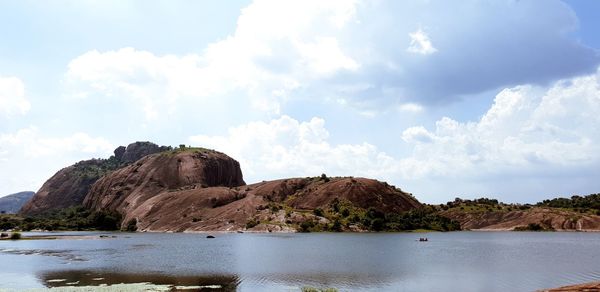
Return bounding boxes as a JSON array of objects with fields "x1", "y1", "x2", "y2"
[
  {"x1": 400, "y1": 70, "x2": 600, "y2": 179},
  {"x1": 401, "y1": 126, "x2": 434, "y2": 143},
  {"x1": 398, "y1": 102, "x2": 424, "y2": 113},
  {"x1": 406, "y1": 29, "x2": 437, "y2": 55},
  {"x1": 64, "y1": 1, "x2": 360, "y2": 119},
  {"x1": 0, "y1": 76, "x2": 30, "y2": 116},
  {"x1": 190, "y1": 69, "x2": 600, "y2": 201},
  {"x1": 0, "y1": 128, "x2": 114, "y2": 195},
  {"x1": 189, "y1": 115, "x2": 396, "y2": 182},
  {"x1": 62, "y1": 0, "x2": 599, "y2": 120}
]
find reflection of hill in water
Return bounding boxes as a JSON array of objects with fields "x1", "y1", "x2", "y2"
[{"x1": 39, "y1": 270, "x2": 239, "y2": 291}]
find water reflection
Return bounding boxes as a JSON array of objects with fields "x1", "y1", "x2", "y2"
[{"x1": 39, "y1": 270, "x2": 240, "y2": 291}]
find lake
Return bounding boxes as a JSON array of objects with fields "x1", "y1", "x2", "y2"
[{"x1": 1, "y1": 231, "x2": 600, "y2": 291}]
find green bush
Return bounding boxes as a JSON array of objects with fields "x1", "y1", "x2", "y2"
[
  {"x1": 124, "y1": 219, "x2": 138, "y2": 232},
  {"x1": 329, "y1": 219, "x2": 342, "y2": 232},
  {"x1": 245, "y1": 218, "x2": 259, "y2": 229},
  {"x1": 10, "y1": 232, "x2": 21, "y2": 240},
  {"x1": 299, "y1": 220, "x2": 315, "y2": 232},
  {"x1": 514, "y1": 223, "x2": 552, "y2": 231},
  {"x1": 313, "y1": 208, "x2": 324, "y2": 217}
]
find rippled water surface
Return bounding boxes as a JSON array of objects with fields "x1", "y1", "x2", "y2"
[{"x1": 1, "y1": 231, "x2": 600, "y2": 291}]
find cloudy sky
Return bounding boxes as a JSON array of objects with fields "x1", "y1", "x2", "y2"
[{"x1": 1, "y1": 0, "x2": 599, "y2": 203}]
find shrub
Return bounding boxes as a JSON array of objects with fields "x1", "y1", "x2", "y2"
[
  {"x1": 124, "y1": 219, "x2": 137, "y2": 232},
  {"x1": 299, "y1": 220, "x2": 315, "y2": 232},
  {"x1": 245, "y1": 218, "x2": 259, "y2": 229},
  {"x1": 10, "y1": 232, "x2": 21, "y2": 240},
  {"x1": 329, "y1": 219, "x2": 342, "y2": 232},
  {"x1": 514, "y1": 223, "x2": 550, "y2": 231},
  {"x1": 370, "y1": 218, "x2": 385, "y2": 231},
  {"x1": 341, "y1": 208, "x2": 350, "y2": 217},
  {"x1": 269, "y1": 204, "x2": 280, "y2": 213},
  {"x1": 89, "y1": 211, "x2": 122, "y2": 230},
  {"x1": 313, "y1": 208, "x2": 324, "y2": 217}
]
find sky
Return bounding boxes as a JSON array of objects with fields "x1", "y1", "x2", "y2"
[{"x1": 1, "y1": 0, "x2": 599, "y2": 204}]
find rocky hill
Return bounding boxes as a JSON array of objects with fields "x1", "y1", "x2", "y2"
[
  {"x1": 83, "y1": 147, "x2": 245, "y2": 217},
  {"x1": 437, "y1": 198, "x2": 600, "y2": 231},
  {"x1": 126, "y1": 177, "x2": 422, "y2": 232},
  {"x1": 0, "y1": 191, "x2": 35, "y2": 214},
  {"x1": 16, "y1": 142, "x2": 442, "y2": 232},
  {"x1": 20, "y1": 142, "x2": 171, "y2": 215}
]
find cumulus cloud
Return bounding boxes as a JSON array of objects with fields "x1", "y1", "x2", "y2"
[
  {"x1": 64, "y1": 1, "x2": 360, "y2": 118},
  {"x1": 0, "y1": 128, "x2": 114, "y2": 195},
  {"x1": 401, "y1": 71, "x2": 600, "y2": 179},
  {"x1": 0, "y1": 76, "x2": 30, "y2": 116},
  {"x1": 64, "y1": 0, "x2": 599, "y2": 119},
  {"x1": 189, "y1": 115, "x2": 397, "y2": 183}
]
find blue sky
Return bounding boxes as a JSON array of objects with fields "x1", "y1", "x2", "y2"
[{"x1": 1, "y1": 0, "x2": 599, "y2": 203}]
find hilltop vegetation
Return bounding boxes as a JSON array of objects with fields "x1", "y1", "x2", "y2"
[
  {"x1": 259, "y1": 197, "x2": 461, "y2": 232},
  {"x1": 437, "y1": 197, "x2": 532, "y2": 213},
  {"x1": 537, "y1": 194, "x2": 600, "y2": 214}
]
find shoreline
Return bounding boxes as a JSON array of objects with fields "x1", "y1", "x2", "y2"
[
  {"x1": 2, "y1": 229, "x2": 600, "y2": 241},
  {"x1": 540, "y1": 281, "x2": 600, "y2": 291}
]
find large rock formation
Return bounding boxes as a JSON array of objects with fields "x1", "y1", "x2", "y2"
[
  {"x1": 21, "y1": 141, "x2": 423, "y2": 232},
  {"x1": 83, "y1": 148, "x2": 246, "y2": 217},
  {"x1": 20, "y1": 142, "x2": 171, "y2": 215},
  {"x1": 126, "y1": 177, "x2": 421, "y2": 232},
  {"x1": 0, "y1": 191, "x2": 35, "y2": 214}
]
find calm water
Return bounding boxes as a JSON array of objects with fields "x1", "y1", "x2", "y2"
[{"x1": 1, "y1": 231, "x2": 600, "y2": 291}]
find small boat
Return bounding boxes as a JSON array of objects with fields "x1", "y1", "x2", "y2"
[
  {"x1": 419, "y1": 237, "x2": 428, "y2": 242},
  {"x1": 206, "y1": 235, "x2": 215, "y2": 239}
]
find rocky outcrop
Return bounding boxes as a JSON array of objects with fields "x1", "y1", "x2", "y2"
[
  {"x1": 0, "y1": 191, "x2": 35, "y2": 214},
  {"x1": 20, "y1": 141, "x2": 171, "y2": 215},
  {"x1": 440, "y1": 207, "x2": 600, "y2": 231},
  {"x1": 127, "y1": 177, "x2": 421, "y2": 232},
  {"x1": 119, "y1": 142, "x2": 171, "y2": 164},
  {"x1": 83, "y1": 148, "x2": 246, "y2": 217}
]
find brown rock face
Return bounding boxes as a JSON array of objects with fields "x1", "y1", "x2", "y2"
[
  {"x1": 83, "y1": 148, "x2": 246, "y2": 217},
  {"x1": 20, "y1": 141, "x2": 171, "y2": 215},
  {"x1": 20, "y1": 159, "x2": 112, "y2": 215},
  {"x1": 128, "y1": 177, "x2": 421, "y2": 232},
  {"x1": 440, "y1": 207, "x2": 600, "y2": 231}
]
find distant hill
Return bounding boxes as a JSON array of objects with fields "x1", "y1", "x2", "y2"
[
  {"x1": 437, "y1": 196, "x2": 600, "y2": 231},
  {"x1": 0, "y1": 191, "x2": 35, "y2": 214}
]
